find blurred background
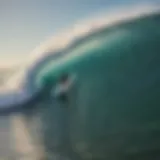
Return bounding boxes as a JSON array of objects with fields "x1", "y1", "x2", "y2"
[{"x1": 0, "y1": 0, "x2": 160, "y2": 159}]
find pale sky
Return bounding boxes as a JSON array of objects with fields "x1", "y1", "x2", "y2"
[{"x1": 0, "y1": 0, "x2": 159, "y2": 67}]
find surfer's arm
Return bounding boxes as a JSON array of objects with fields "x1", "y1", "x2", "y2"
[
  {"x1": 66, "y1": 74, "x2": 77, "y2": 90},
  {"x1": 53, "y1": 85, "x2": 63, "y2": 97},
  {"x1": 51, "y1": 74, "x2": 77, "y2": 98}
]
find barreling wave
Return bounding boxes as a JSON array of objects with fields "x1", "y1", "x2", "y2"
[{"x1": 0, "y1": 4, "x2": 159, "y2": 113}]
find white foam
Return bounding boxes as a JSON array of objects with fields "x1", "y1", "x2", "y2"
[{"x1": 26, "y1": 3, "x2": 160, "y2": 68}]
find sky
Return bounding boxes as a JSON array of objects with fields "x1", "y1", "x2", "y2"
[{"x1": 0, "y1": 0, "x2": 159, "y2": 67}]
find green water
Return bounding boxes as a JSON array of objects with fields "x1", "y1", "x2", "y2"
[{"x1": 23, "y1": 13, "x2": 160, "y2": 160}]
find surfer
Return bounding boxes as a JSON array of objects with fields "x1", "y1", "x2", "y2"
[{"x1": 53, "y1": 73, "x2": 76, "y2": 104}]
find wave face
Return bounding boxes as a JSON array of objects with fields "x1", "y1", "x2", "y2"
[
  {"x1": 0, "y1": 6, "x2": 160, "y2": 160},
  {"x1": 23, "y1": 12, "x2": 160, "y2": 160}
]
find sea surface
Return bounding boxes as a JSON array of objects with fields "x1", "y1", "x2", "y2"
[
  {"x1": 0, "y1": 113, "x2": 43, "y2": 160},
  {"x1": 0, "y1": 12, "x2": 159, "y2": 160},
  {"x1": 0, "y1": 116, "x2": 13, "y2": 159}
]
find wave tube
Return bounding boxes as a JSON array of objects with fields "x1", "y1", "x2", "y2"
[
  {"x1": 27, "y1": 11, "x2": 160, "y2": 160},
  {"x1": 0, "y1": 4, "x2": 159, "y2": 112}
]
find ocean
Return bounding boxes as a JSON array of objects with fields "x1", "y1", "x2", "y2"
[
  {"x1": 0, "y1": 116, "x2": 13, "y2": 159},
  {"x1": 0, "y1": 11, "x2": 159, "y2": 160}
]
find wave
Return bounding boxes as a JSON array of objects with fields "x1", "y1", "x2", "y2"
[{"x1": 0, "y1": 4, "x2": 159, "y2": 113}]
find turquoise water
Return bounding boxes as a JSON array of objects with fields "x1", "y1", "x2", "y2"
[{"x1": 17, "y1": 13, "x2": 160, "y2": 160}]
